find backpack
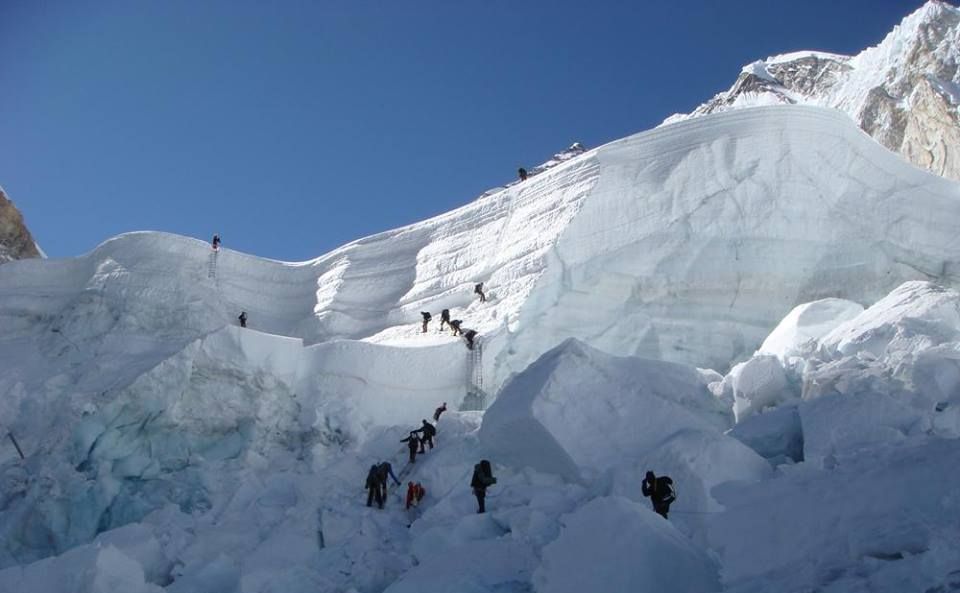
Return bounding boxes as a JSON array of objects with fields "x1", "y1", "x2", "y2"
[
  {"x1": 661, "y1": 477, "x2": 676, "y2": 504},
  {"x1": 366, "y1": 466, "x2": 379, "y2": 488},
  {"x1": 479, "y1": 460, "x2": 496, "y2": 487},
  {"x1": 471, "y1": 466, "x2": 485, "y2": 489},
  {"x1": 421, "y1": 311, "x2": 431, "y2": 321}
]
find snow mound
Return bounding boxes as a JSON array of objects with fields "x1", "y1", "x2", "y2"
[
  {"x1": 800, "y1": 390, "x2": 928, "y2": 463},
  {"x1": 728, "y1": 404, "x2": 803, "y2": 463},
  {"x1": 796, "y1": 281, "x2": 960, "y2": 460},
  {"x1": 719, "y1": 280, "x2": 960, "y2": 464},
  {"x1": 384, "y1": 539, "x2": 536, "y2": 593},
  {"x1": 636, "y1": 429, "x2": 771, "y2": 511},
  {"x1": 727, "y1": 354, "x2": 791, "y2": 421},
  {"x1": 818, "y1": 281, "x2": 960, "y2": 359},
  {"x1": 533, "y1": 496, "x2": 720, "y2": 593},
  {"x1": 0, "y1": 524, "x2": 171, "y2": 593},
  {"x1": 609, "y1": 428, "x2": 772, "y2": 546},
  {"x1": 478, "y1": 339, "x2": 731, "y2": 482},
  {"x1": 759, "y1": 297, "x2": 864, "y2": 361},
  {"x1": 709, "y1": 438, "x2": 960, "y2": 592}
]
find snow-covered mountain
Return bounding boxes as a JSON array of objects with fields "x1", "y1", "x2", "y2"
[
  {"x1": 0, "y1": 189, "x2": 42, "y2": 263},
  {"x1": 665, "y1": 1, "x2": 960, "y2": 182}
]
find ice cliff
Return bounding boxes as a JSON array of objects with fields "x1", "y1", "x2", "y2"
[{"x1": 3, "y1": 106, "x2": 957, "y2": 405}]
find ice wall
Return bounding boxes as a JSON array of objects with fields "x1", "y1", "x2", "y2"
[
  {"x1": 2, "y1": 107, "x2": 958, "y2": 400},
  {"x1": 497, "y1": 107, "x2": 960, "y2": 379}
]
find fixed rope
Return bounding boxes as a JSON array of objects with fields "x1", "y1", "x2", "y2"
[{"x1": 7, "y1": 432, "x2": 24, "y2": 459}]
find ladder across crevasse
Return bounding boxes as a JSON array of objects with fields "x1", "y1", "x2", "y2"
[{"x1": 463, "y1": 341, "x2": 486, "y2": 411}]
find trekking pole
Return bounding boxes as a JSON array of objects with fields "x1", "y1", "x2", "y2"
[{"x1": 7, "y1": 432, "x2": 24, "y2": 460}]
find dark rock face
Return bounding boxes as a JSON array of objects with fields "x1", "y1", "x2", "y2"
[{"x1": 0, "y1": 189, "x2": 42, "y2": 263}]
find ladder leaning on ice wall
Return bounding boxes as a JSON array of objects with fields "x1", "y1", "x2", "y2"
[
  {"x1": 207, "y1": 249, "x2": 218, "y2": 279},
  {"x1": 462, "y1": 341, "x2": 487, "y2": 411}
]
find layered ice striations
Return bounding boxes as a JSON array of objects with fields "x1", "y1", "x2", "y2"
[{"x1": 2, "y1": 106, "x2": 959, "y2": 402}]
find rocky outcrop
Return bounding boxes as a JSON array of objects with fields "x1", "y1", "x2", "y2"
[
  {"x1": 665, "y1": 1, "x2": 960, "y2": 182},
  {"x1": 0, "y1": 188, "x2": 42, "y2": 263}
]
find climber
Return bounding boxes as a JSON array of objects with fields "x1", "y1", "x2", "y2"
[
  {"x1": 405, "y1": 481, "x2": 426, "y2": 510},
  {"x1": 463, "y1": 329, "x2": 478, "y2": 350},
  {"x1": 449, "y1": 319, "x2": 463, "y2": 336},
  {"x1": 414, "y1": 419, "x2": 436, "y2": 453},
  {"x1": 365, "y1": 464, "x2": 384, "y2": 509},
  {"x1": 642, "y1": 470, "x2": 676, "y2": 519},
  {"x1": 518, "y1": 167, "x2": 528, "y2": 182},
  {"x1": 377, "y1": 461, "x2": 401, "y2": 498},
  {"x1": 421, "y1": 311, "x2": 432, "y2": 333},
  {"x1": 401, "y1": 431, "x2": 420, "y2": 464},
  {"x1": 433, "y1": 402, "x2": 447, "y2": 422},
  {"x1": 211, "y1": 233, "x2": 221, "y2": 250},
  {"x1": 470, "y1": 459, "x2": 497, "y2": 513},
  {"x1": 474, "y1": 282, "x2": 486, "y2": 303},
  {"x1": 440, "y1": 309, "x2": 451, "y2": 331},
  {"x1": 238, "y1": 311, "x2": 247, "y2": 328}
]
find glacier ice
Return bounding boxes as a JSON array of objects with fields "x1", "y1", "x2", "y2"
[
  {"x1": 533, "y1": 496, "x2": 720, "y2": 593},
  {"x1": 479, "y1": 338, "x2": 731, "y2": 483}
]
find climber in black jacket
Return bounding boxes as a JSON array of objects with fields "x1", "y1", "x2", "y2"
[
  {"x1": 642, "y1": 470, "x2": 676, "y2": 519},
  {"x1": 470, "y1": 459, "x2": 497, "y2": 513}
]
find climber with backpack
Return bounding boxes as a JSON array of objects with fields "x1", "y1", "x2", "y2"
[
  {"x1": 470, "y1": 459, "x2": 497, "y2": 513},
  {"x1": 365, "y1": 464, "x2": 384, "y2": 509},
  {"x1": 405, "y1": 481, "x2": 426, "y2": 510},
  {"x1": 377, "y1": 461, "x2": 401, "y2": 499},
  {"x1": 211, "y1": 233, "x2": 221, "y2": 250},
  {"x1": 433, "y1": 402, "x2": 447, "y2": 422},
  {"x1": 414, "y1": 419, "x2": 436, "y2": 453},
  {"x1": 449, "y1": 319, "x2": 463, "y2": 336},
  {"x1": 642, "y1": 470, "x2": 676, "y2": 519},
  {"x1": 463, "y1": 329, "x2": 478, "y2": 350},
  {"x1": 238, "y1": 311, "x2": 247, "y2": 328},
  {"x1": 474, "y1": 282, "x2": 486, "y2": 303},
  {"x1": 421, "y1": 311, "x2": 432, "y2": 333},
  {"x1": 401, "y1": 431, "x2": 420, "y2": 464},
  {"x1": 440, "y1": 309, "x2": 451, "y2": 331},
  {"x1": 518, "y1": 167, "x2": 528, "y2": 182}
]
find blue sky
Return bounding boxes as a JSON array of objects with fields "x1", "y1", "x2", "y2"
[{"x1": 1, "y1": 0, "x2": 926, "y2": 260}]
